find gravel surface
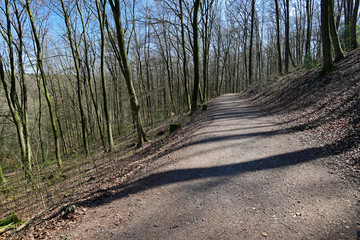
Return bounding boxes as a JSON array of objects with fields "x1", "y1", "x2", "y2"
[{"x1": 56, "y1": 94, "x2": 359, "y2": 240}]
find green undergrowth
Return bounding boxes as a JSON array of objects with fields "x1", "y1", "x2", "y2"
[{"x1": 0, "y1": 212, "x2": 23, "y2": 230}]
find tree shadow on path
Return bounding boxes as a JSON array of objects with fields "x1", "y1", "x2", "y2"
[
  {"x1": 75, "y1": 139, "x2": 345, "y2": 209},
  {"x1": 71, "y1": 95, "x2": 356, "y2": 210}
]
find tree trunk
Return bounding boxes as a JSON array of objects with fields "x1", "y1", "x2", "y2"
[
  {"x1": 96, "y1": 0, "x2": 114, "y2": 151},
  {"x1": 351, "y1": 0, "x2": 360, "y2": 49},
  {"x1": 305, "y1": 0, "x2": 314, "y2": 56},
  {"x1": 191, "y1": 0, "x2": 201, "y2": 114},
  {"x1": 61, "y1": 0, "x2": 90, "y2": 156},
  {"x1": 249, "y1": 0, "x2": 256, "y2": 83},
  {"x1": 329, "y1": 0, "x2": 345, "y2": 62},
  {"x1": 1, "y1": 0, "x2": 32, "y2": 177},
  {"x1": 0, "y1": 164, "x2": 5, "y2": 184},
  {"x1": 26, "y1": 0, "x2": 62, "y2": 169},
  {"x1": 275, "y1": 0, "x2": 283, "y2": 74},
  {"x1": 321, "y1": 0, "x2": 334, "y2": 69},
  {"x1": 284, "y1": 0, "x2": 290, "y2": 73},
  {"x1": 179, "y1": 0, "x2": 191, "y2": 112},
  {"x1": 109, "y1": 0, "x2": 147, "y2": 147}
]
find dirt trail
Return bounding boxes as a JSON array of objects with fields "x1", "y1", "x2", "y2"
[{"x1": 61, "y1": 94, "x2": 359, "y2": 240}]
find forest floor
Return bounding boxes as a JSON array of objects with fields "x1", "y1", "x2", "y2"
[{"x1": 3, "y1": 49, "x2": 360, "y2": 239}]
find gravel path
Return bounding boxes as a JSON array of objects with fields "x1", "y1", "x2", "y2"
[{"x1": 63, "y1": 94, "x2": 359, "y2": 240}]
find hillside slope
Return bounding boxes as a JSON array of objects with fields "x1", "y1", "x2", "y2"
[{"x1": 248, "y1": 48, "x2": 360, "y2": 184}]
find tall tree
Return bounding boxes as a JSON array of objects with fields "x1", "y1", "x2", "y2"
[
  {"x1": 60, "y1": 0, "x2": 90, "y2": 156},
  {"x1": 305, "y1": 0, "x2": 314, "y2": 56},
  {"x1": 179, "y1": 0, "x2": 191, "y2": 111},
  {"x1": 109, "y1": 0, "x2": 147, "y2": 147},
  {"x1": 249, "y1": 0, "x2": 256, "y2": 82},
  {"x1": 95, "y1": 0, "x2": 114, "y2": 151},
  {"x1": 26, "y1": 0, "x2": 62, "y2": 169},
  {"x1": 321, "y1": 0, "x2": 333, "y2": 70},
  {"x1": 351, "y1": 0, "x2": 359, "y2": 49},
  {"x1": 0, "y1": 0, "x2": 32, "y2": 177},
  {"x1": 275, "y1": 0, "x2": 283, "y2": 74},
  {"x1": 201, "y1": 0, "x2": 216, "y2": 101},
  {"x1": 284, "y1": 0, "x2": 290, "y2": 73},
  {"x1": 191, "y1": 0, "x2": 201, "y2": 113},
  {"x1": 329, "y1": 0, "x2": 345, "y2": 61}
]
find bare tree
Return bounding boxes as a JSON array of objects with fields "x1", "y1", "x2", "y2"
[
  {"x1": 109, "y1": 0, "x2": 147, "y2": 147},
  {"x1": 95, "y1": 0, "x2": 114, "y2": 151},
  {"x1": 321, "y1": 0, "x2": 333, "y2": 70},
  {"x1": 179, "y1": 0, "x2": 191, "y2": 111},
  {"x1": 275, "y1": 0, "x2": 283, "y2": 74},
  {"x1": 249, "y1": 0, "x2": 256, "y2": 82},
  {"x1": 284, "y1": 0, "x2": 290, "y2": 73},
  {"x1": 60, "y1": 0, "x2": 90, "y2": 156},
  {"x1": 191, "y1": 0, "x2": 201, "y2": 113},
  {"x1": 329, "y1": 0, "x2": 345, "y2": 62},
  {"x1": 0, "y1": 0, "x2": 32, "y2": 177},
  {"x1": 351, "y1": 0, "x2": 359, "y2": 49},
  {"x1": 26, "y1": 0, "x2": 62, "y2": 169}
]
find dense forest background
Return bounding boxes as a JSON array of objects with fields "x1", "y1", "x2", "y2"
[{"x1": 0, "y1": 0, "x2": 359, "y2": 220}]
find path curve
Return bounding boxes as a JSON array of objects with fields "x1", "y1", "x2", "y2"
[{"x1": 65, "y1": 94, "x2": 359, "y2": 240}]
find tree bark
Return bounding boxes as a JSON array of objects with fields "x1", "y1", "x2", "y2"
[
  {"x1": 0, "y1": 164, "x2": 5, "y2": 184},
  {"x1": 275, "y1": 0, "x2": 283, "y2": 74},
  {"x1": 109, "y1": 0, "x2": 147, "y2": 147},
  {"x1": 284, "y1": 0, "x2": 290, "y2": 73},
  {"x1": 179, "y1": 0, "x2": 191, "y2": 111},
  {"x1": 0, "y1": 0, "x2": 32, "y2": 177},
  {"x1": 95, "y1": 0, "x2": 114, "y2": 151},
  {"x1": 329, "y1": 0, "x2": 345, "y2": 62},
  {"x1": 305, "y1": 0, "x2": 314, "y2": 56},
  {"x1": 26, "y1": 0, "x2": 62, "y2": 169},
  {"x1": 321, "y1": 0, "x2": 334, "y2": 69},
  {"x1": 351, "y1": 0, "x2": 359, "y2": 49},
  {"x1": 61, "y1": 0, "x2": 90, "y2": 156},
  {"x1": 0, "y1": 56, "x2": 29, "y2": 176},
  {"x1": 249, "y1": 0, "x2": 256, "y2": 83},
  {"x1": 191, "y1": 0, "x2": 201, "y2": 114}
]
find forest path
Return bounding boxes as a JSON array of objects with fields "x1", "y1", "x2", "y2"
[{"x1": 64, "y1": 94, "x2": 359, "y2": 240}]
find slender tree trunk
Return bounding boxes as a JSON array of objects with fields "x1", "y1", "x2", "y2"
[
  {"x1": 179, "y1": 0, "x2": 191, "y2": 112},
  {"x1": 215, "y1": 33, "x2": 221, "y2": 95},
  {"x1": 200, "y1": 0, "x2": 214, "y2": 101},
  {"x1": 109, "y1": 0, "x2": 147, "y2": 147},
  {"x1": 275, "y1": 0, "x2": 283, "y2": 74},
  {"x1": 329, "y1": 0, "x2": 345, "y2": 62},
  {"x1": 96, "y1": 0, "x2": 114, "y2": 151},
  {"x1": 285, "y1": 0, "x2": 290, "y2": 73},
  {"x1": 14, "y1": 3, "x2": 32, "y2": 171},
  {"x1": 351, "y1": 0, "x2": 360, "y2": 49},
  {"x1": 305, "y1": 0, "x2": 314, "y2": 56},
  {"x1": 321, "y1": 0, "x2": 334, "y2": 69},
  {"x1": 160, "y1": 26, "x2": 176, "y2": 114},
  {"x1": 0, "y1": 164, "x2": 5, "y2": 184},
  {"x1": 0, "y1": 57, "x2": 29, "y2": 177},
  {"x1": 26, "y1": 0, "x2": 62, "y2": 169},
  {"x1": 61, "y1": 0, "x2": 90, "y2": 156},
  {"x1": 89, "y1": 63, "x2": 106, "y2": 149},
  {"x1": 249, "y1": 0, "x2": 256, "y2": 83},
  {"x1": 191, "y1": 0, "x2": 201, "y2": 114},
  {"x1": 0, "y1": 0, "x2": 31, "y2": 177},
  {"x1": 35, "y1": 73, "x2": 46, "y2": 163}
]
